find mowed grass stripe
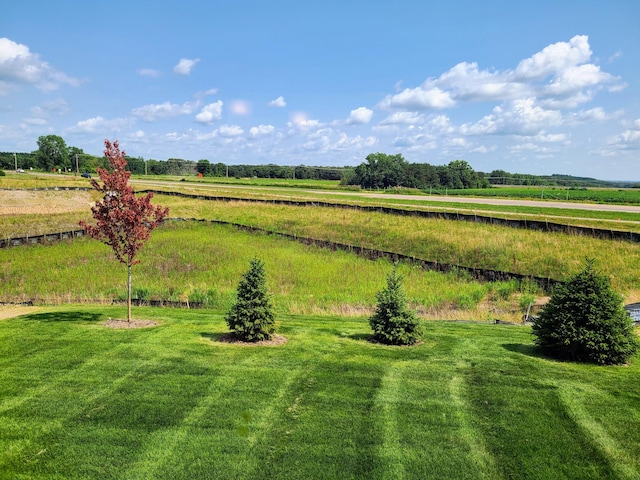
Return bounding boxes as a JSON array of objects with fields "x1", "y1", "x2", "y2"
[
  {"x1": 558, "y1": 383, "x2": 640, "y2": 479},
  {"x1": 1, "y1": 309, "x2": 639, "y2": 478}
]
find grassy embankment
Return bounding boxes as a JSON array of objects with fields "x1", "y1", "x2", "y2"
[
  {"x1": 154, "y1": 195, "x2": 640, "y2": 295},
  {"x1": 0, "y1": 220, "x2": 519, "y2": 319},
  {"x1": 1, "y1": 308, "x2": 639, "y2": 479}
]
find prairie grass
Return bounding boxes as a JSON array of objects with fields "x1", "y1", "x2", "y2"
[
  {"x1": 0, "y1": 308, "x2": 639, "y2": 479},
  {"x1": 153, "y1": 196, "x2": 640, "y2": 295},
  {"x1": 0, "y1": 221, "x2": 521, "y2": 319}
]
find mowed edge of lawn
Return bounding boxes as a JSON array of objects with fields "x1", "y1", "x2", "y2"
[{"x1": 0, "y1": 307, "x2": 638, "y2": 479}]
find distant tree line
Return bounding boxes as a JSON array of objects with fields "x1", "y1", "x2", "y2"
[
  {"x1": 486, "y1": 170, "x2": 639, "y2": 188},
  {"x1": 3, "y1": 135, "x2": 638, "y2": 189},
  {"x1": 344, "y1": 153, "x2": 490, "y2": 190},
  {"x1": 195, "y1": 160, "x2": 345, "y2": 180},
  {"x1": 1, "y1": 135, "x2": 347, "y2": 181}
]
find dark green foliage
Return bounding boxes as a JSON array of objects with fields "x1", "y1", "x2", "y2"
[
  {"x1": 369, "y1": 265, "x2": 422, "y2": 345},
  {"x1": 0, "y1": 169, "x2": 5, "y2": 176},
  {"x1": 225, "y1": 257, "x2": 275, "y2": 342},
  {"x1": 349, "y1": 153, "x2": 489, "y2": 190},
  {"x1": 532, "y1": 259, "x2": 639, "y2": 365}
]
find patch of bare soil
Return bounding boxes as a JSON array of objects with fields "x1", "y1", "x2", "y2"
[
  {"x1": 102, "y1": 319, "x2": 159, "y2": 329},
  {"x1": 217, "y1": 333, "x2": 288, "y2": 346},
  {"x1": 0, "y1": 190, "x2": 94, "y2": 216},
  {"x1": 0, "y1": 305, "x2": 41, "y2": 320}
]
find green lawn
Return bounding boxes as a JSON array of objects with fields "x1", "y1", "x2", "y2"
[{"x1": 1, "y1": 307, "x2": 639, "y2": 479}]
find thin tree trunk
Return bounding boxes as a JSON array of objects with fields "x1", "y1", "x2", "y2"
[{"x1": 127, "y1": 263, "x2": 132, "y2": 322}]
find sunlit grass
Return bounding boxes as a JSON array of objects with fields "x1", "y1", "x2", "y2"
[
  {"x1": 154, "y1": 196, "x2": 640, "y2": 295},
  {"x1": 0, "y1": 308, "x2": 638, "y2": 479},
  {"x1": 0, "y1": 221, "x2": 518, "y2": 318}
]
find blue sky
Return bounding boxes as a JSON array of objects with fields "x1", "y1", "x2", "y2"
[{"x1": 1, "y1": 1, "x2": 639, "y2": 180}]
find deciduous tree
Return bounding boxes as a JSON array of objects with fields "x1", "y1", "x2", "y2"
[
  {"x1": 80, "y1": 139, "x2": 169, "y2": 321},
  {"x1": 36, "y1": 135, "x2": 69, "y2": 172}
]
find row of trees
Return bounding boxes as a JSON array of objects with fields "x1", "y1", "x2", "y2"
[
  {"x1": 0, "y1": 136, "x2": 106, "y2": 173},
  {"x1": 344, "y1": 153, "x2": 490, "y2": 190},
  {"x1": 195, "y1": 160, "x2": 345, "y2": 181},
  {"x1": 225, "y1": 255, "x2": 637, "y2": 365}
]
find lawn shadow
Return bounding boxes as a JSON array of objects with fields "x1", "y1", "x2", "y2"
[
  {"x1": 502, "y1": 343, "x2": 545, "y2": 359},
  {"x1": 200, "y1": 332, "x2": 224, "y2": 342},
  {"x1": 23, "y1": 311, "x2": 104, "y2": 323},
  {"x1": 346, "y1": 333, "x2": 373, "y2": 342}
]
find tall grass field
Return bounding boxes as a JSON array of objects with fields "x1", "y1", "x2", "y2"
[
  {"x1": 0, "y1": 221, "x2": 515, "y2": 318},
  {"x1": 1, "y1": 308, "x2": 639, "y2": 479}
]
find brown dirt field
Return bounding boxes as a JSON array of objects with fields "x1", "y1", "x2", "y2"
[{"x1": 0, "y1": 190, "x2": 94, "y2": 216}]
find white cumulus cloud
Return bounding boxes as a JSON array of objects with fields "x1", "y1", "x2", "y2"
[
  {"x1": 195, "y1": 101, "x2": 223, "y2": 124},
  {"x1": 268, "y1": 96, "x2": 286, "y2": 107},
  {"x1": 0, "y1": 37, "x2": 80, "y2": 93},
  {"x1": 173, "y1": 58, "x2": 200, "y2": 75},
  {"x1": 377, "y1": 35, "x2": 622, "y2": 112},
  {"x1": 250, "y1": 124, "x2": 275, "y2": 136},
  {"x1": 346, "y1": 107, "x2": 373, "y2": 125}
]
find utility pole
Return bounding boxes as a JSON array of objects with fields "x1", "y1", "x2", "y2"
[
  {"x1": 75, "y1": 154, "x2": 79, "y2": 176},
  {"x1": 14, "y1": 153, "x2": 17, "y2": 171}
]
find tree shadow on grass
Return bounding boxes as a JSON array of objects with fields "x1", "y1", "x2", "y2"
[
  {"x1": 24, "y1": 311, "x2": 104, "y2": 323},
  {"x1": 200, "y1": 332, "x2": 224, "y2": 342},
  {"x1": 502, "y1": 343, "x2": 546, "y2": 359},
  {"x1": 346, "y1": 333, "x2": 373, "y2": 342}
]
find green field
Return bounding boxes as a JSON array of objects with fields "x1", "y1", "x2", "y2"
[
  {"x1": 442, "y1": 186, "x2": 640, "y2": 204},
  {"x1": 2, "y1": 178, "x2": 640, "y2": 478},
  {"x1": 1, "y1": 307, "x2": 639, "y2": 479}
]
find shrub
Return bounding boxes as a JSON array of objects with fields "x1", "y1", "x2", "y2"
[
  {"x1": 532, "y1": 259, "x2": 638, "y2": 365},
  {"x1": 0, "y1": 170, "x2": 5, "y2": 176},
  {"x1": 369, "y1": 265, "x2": 422, "y2": 345},
  {"x1": 225, "y1": 257, "x2": 275, "y2": 342}
]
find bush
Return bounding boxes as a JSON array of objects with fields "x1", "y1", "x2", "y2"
[
  {"x1": 225, "y1": 257, "x2": 275, "y2": 342},
  {"x1": 0, "y1": 170, "x2": 5, "y2": 176},
  {"x1": 532, "y1": 259, "x2": 638, "y2": 365},
  {"x1": 369, "y1": 265, "x2": 422, "y2": 345}
]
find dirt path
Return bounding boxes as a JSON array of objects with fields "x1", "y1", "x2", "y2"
[{"x1": 0, "y1": 305, "x2": 40, "y2": 320}]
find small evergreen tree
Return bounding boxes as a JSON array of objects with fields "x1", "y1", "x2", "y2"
[
  {"x1": 532, "y1": 259, "x2": 638, "y2": 365},
  {"x1": 369, "y1": 265, "x2": 422, "y2": 345},
  {"x1": 225, "y1": 258, "x2": 275, "y2": 342}
]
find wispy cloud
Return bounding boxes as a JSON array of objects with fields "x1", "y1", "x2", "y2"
[
  {"x1": 137, "y1": 68, "x2": 162, "y2": 77},
  {"x1": 131, "y1": 100, "x2": 199, "y2": 121}
]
